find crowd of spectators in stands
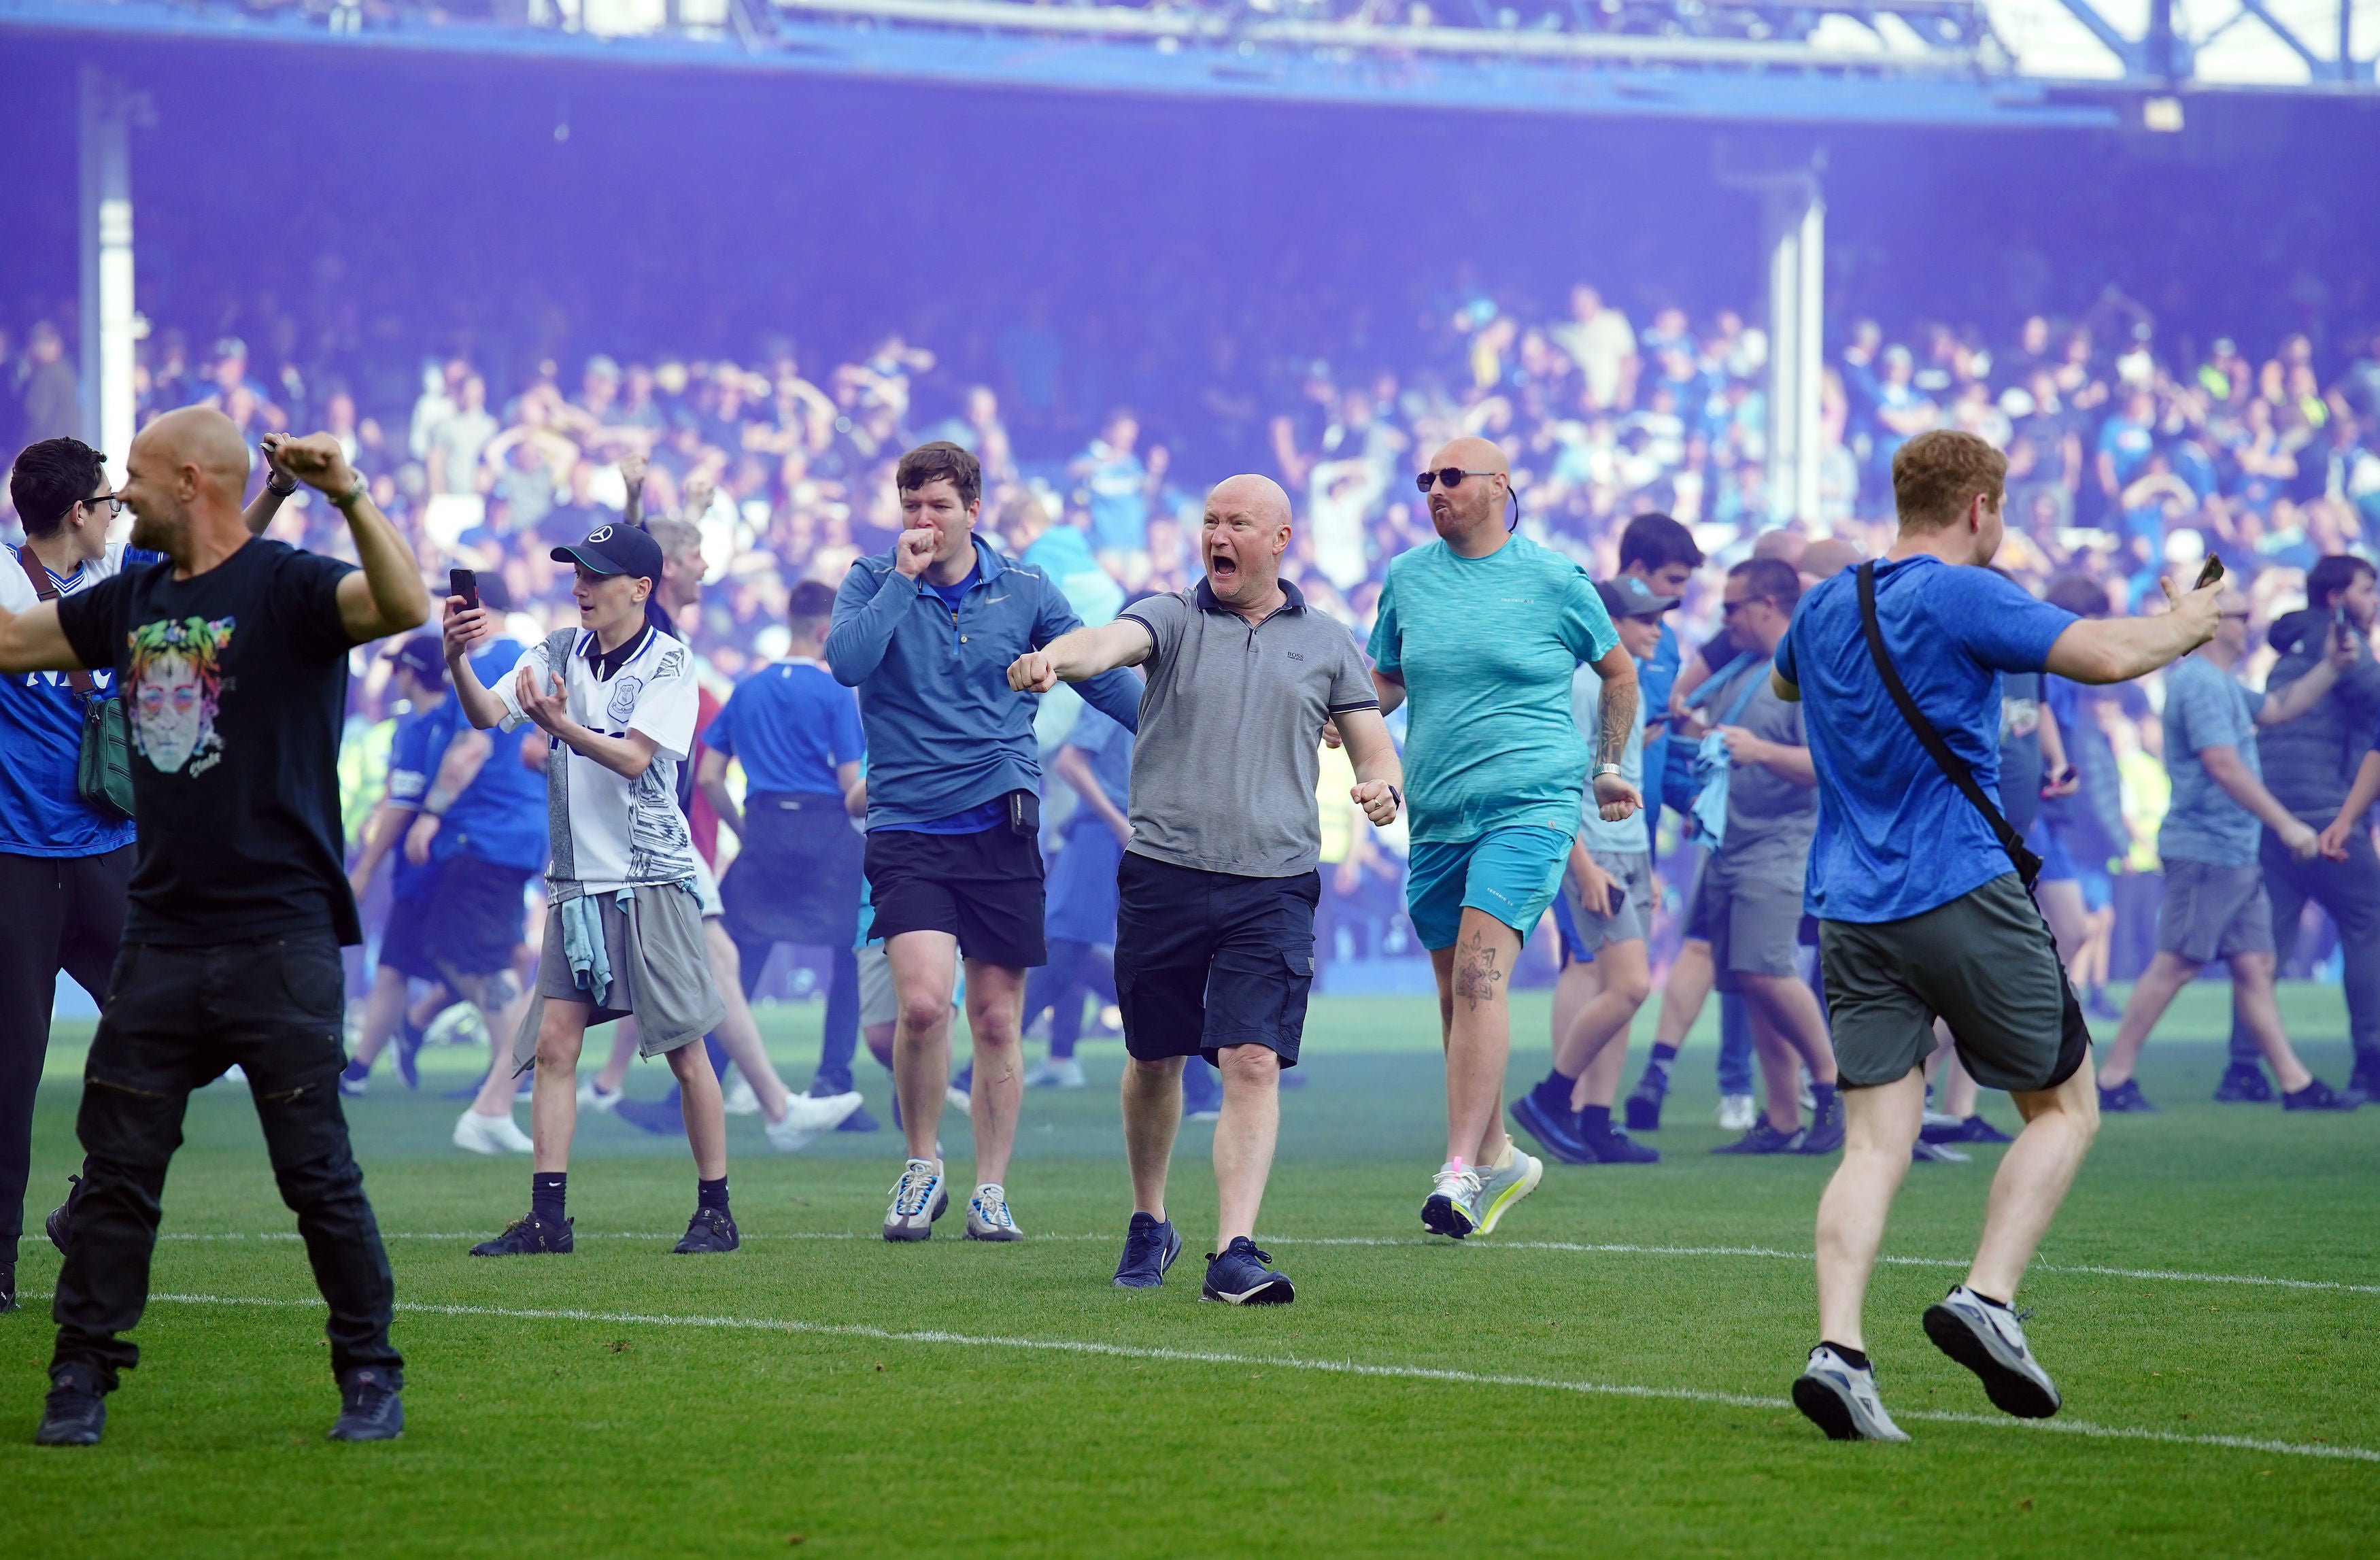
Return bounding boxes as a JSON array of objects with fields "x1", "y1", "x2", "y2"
[{"x1": 6, "y1": 284, "x2": 2375, "y2": 983}]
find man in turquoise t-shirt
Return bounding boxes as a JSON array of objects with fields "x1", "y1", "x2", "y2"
[{"x1": 1367, "y1": 435, "x2": 1639, "y2": 1239}]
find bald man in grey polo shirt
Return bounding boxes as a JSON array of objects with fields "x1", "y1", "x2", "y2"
[{"x1": 1011, "y1": 475, "x2": 1404, "y2": 1304}]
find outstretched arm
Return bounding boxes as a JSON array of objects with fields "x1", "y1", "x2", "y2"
[
  {"x1": 0, "y1": 599, "x2": 79, "y2": 675},
  {"x1": 2043, "y1": 575, "x2": 2223, "y2": 684},
  {"x1": 1007, "y1": 620, "x2": 1153, "y2": 692}
]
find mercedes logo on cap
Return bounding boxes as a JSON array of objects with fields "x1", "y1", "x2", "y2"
[{"x1": 587, "y1": 526, "x2": 614, "y2": 543}]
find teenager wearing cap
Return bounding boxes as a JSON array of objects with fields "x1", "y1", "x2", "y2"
[
  {"x1": 1512, "y1": 573, "x2": 1675, "y2": 1166},
  {"x1": 444, "y1": 520, "x2": 736, "y2": 1257}
]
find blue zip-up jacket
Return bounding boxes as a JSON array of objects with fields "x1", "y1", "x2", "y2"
[{"x1": 827, "y1": 535, "x2": 1142, "y2": 831}]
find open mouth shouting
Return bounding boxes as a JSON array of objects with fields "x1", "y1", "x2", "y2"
[{"x1": 1206, "y1": 537, "x2": 1243, "y2": 591}]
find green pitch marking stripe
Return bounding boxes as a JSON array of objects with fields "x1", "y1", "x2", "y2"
[
  {"x1": 80, "y1": 1290, "x2": 2380, "y2": 1465},
  {"x1": 143, "y1": 1230, "x2": 2380, "y2": 1296}
]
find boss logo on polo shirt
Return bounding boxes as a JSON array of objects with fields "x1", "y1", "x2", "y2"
[{"x1": 1286, "y1": 651, "x2": 1306, "y2": 662}]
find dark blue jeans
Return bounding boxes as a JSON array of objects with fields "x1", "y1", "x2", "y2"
[
  {"x1": 2227, "y1": 826, "x2": 2380, "y2": 1067},
  {"x1": 1023, "y1": 939, "x2": 1117, "y2": 1060},
  {"x1": 732, "y1": 936, "x2": 861, "y2": 1093},
  {"x1": 52, "y1": 931, "x2": 402, "y2": 1392}
]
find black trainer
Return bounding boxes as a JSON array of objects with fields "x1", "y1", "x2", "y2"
[
  {"x1": 469, "y1": 1214, "x2": 575, "y2": 1256},
  {"x1": 2282, "y1": 1077, "x2": 2364, "y2": 1113},
  {"x1": 34, "y1": 1364, "x2": 105, "y2": 1446},
  {"x1": 327, "y1": 1367, "x2": 405, "y2": 1442},
  {"x1": 2212, "y1": 1062, "x2": 2273, "y2": 1103},
  {"x1": 1, "y1": 1261, "x2": 15, "y2": 1314},
  {"x1": 1201, "y1": 1237, "x2": 1294, "y2": 1304},
  {"x1": 1622, "y1": 1066, "x2": 1667, "y2": 1133},
  {"x1": 673, "y1": 1207, "x2": 741, "y2": 1253},
  {"x1": 1113, "y1": 1212, "x2": 1183, "y2": 1289},
  {"x1": 2352, "y1": 1055, "x2": 2380, "y2": 1100},
  {"x1": 45, "y1": 1173, "x2": 85, "y2": 1255}
]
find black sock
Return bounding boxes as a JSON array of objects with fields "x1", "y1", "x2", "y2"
[
  {"x1": 1822, "y1": 1342, "x2": 1871, "y2": 1372},
  {"x1": 698, "y1": 1176, "x2": 730, "y2": 1213},
  {"x1": 1963, "y1": 1287, "x2": 2010, "y2": 1310},
  {"x1": 1650, "y1": 1042, "x2": 1679, "y2": 1068},
  {"x1": 1534, "y1": 1068, "x2": 1578, "y2": 1106},
  {"x1": 1578, "y1": 1104, "x2": 1613, "y2": 1134},
  {"x1": 531, "y1": 1172, "x2": 567, "y2": 1224}
]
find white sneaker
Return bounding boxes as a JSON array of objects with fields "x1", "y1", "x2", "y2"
[
  {"x1": 965, "y1": 1183, "x2": 1024, "y2": 1241},
  {"x1": 1472, "y1": 1146, "x2": 1542, "y2": 1236},
  {"x1": 1421, "y1": 1161, "x2": 1482, "y2": 1238},
  {"x1": 577, "y1": 1079, "x2": 622, "y2": 1113},
  {"x1": 1023, "y1": 1057, "x2": 1087, "y2": 1090},
  {"x1": 946, "y1": 1083, "x2": 972, "y2": 1113},
  {"x1": 1792, "y1": 1344, "x2": 1910, "y2": 1441},
  {"x1": 427, "y1": 1001, "x2": 486, "y2": 1049},
  {"x1": 766, "y1": 1090, "x2": 865, "y2": 1153},
  {"x1": 1924, "y1": 1285, "x2": 2062, "y2": 1418},
  {"x1": 883, "y1": 1157, "x2": 949, "y2": 1242},
  {"x1": 454, "y1": 1108, "x2": 534, "y2": 1155},
  {"x1": 1717, "y1": 1093, "x2": 1758, "y2": 1131},
  {"x1": 722, "y1": 1076, "x2": 762, "y2": 1117}
]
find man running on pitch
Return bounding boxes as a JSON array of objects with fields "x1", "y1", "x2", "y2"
[
  {"x1": 1011, "y1": 475, "x2": 1401, "y2": 1302},
  {"x1": 1779, "y1": 430, "x2": 2223, "y2": 1440},
  {"x1": 1369, "y1": 436, "x2": 1639, "y2": 1238}
]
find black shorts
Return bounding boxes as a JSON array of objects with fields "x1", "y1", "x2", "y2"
[
  {"x1": 721, "y1": 792, "x2": 865, "y2": 949},
  {"x1": 863, "y1": 824, "x2": 1045, "y2": 970},
  {"x1": 1114, "y1": 852, "x2": 1319, "y2": 1068},
  {"x1": 376, "y1": 894, "x2": 442, "y2": 982},
  {"x1": 424, "y1": 856, "x2": 532, "y2": 979}
]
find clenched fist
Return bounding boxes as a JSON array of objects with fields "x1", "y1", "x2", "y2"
[{"x1": 1008, "y1": 650, "x2": 1058, "y2": 693}]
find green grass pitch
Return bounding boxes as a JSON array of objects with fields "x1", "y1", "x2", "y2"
[{"x1": 3, "y1": 983, "x2": 2375, "y2": 1557}]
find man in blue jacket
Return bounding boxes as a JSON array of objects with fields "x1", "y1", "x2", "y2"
[{"x1": 828, "y1": 442, "x2": 1140, "y2": 1245}]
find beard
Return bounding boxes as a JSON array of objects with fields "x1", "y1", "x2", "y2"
[{"x1": 126, "y1": 503, "x2": 182, "y2": 556}]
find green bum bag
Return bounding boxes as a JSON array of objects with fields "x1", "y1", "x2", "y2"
[{"x1": 16, "y1": 545, "x2": 136, "y2": 821}]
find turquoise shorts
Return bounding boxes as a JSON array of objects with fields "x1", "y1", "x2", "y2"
[{"x1": 1405, "y1": 826, "x2": 1574, "y2": 951}]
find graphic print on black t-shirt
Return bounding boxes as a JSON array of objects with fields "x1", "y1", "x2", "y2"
[
  {"x1": 56, "y1": 538, "x2": 365, "y2": 947},
  {"x1": 125, "y1": 613, "x2": 237, "y2": 775}
]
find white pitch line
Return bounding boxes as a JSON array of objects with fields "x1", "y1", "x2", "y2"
[
  {"x1": 138, "y1": 1230, "x2": 2380, "y2": 1296},
  {"x1": 106, "y1": 1289, "x2": 2380, "y2": 1465}
]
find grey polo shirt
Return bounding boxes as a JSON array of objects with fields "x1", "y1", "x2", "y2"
[{"x1": 1119, "y1": 577, "x2": 1380, "y2": 878}]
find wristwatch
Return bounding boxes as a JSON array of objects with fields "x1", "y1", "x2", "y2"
[{"x1": 266, "y1": 473, "x2": 299, "y2": 498}]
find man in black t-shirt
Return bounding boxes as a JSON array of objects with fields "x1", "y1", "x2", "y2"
[{"x1": 0, "y1": 408, "x2": 430, "y2": 1448}]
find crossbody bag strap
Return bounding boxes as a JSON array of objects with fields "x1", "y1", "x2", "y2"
[
  {"x1": 1854, "y1": 561, "x2": 2042, "y2": 891},
  {"x1": 14, "y1": 547, "x2": 99, "y2": 697}
]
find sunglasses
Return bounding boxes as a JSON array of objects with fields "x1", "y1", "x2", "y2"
[{"x1": 1414, "y1": 468, "x2": 1501, "y2": 494}]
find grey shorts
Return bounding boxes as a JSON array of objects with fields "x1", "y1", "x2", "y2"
[
  {"x1": 519, "y1": 882, "x2": 726, "y2": 1066},
  {"x1": 1561, "y1": 849, "x2": 1654, "y2": 950},
  {"x1": 1819, "y1": 872, "x2": 2092, "y2": 1094},
  {"x1": 2156, "y1": 860, "x2": 2274, "y2": 963},
  {"x1": 1688, "y1": 858, "x2": 1804, "y2": 991}
]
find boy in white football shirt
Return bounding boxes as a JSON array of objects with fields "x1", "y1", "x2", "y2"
[{"x1": 443, "y1": 523, "x2": 736, "y2": 1255}]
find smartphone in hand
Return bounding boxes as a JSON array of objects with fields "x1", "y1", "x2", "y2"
[
  {"x1": 450, "y1": 568, "x2": 479, "y2": 610},
  {"x1": 2194, "y1": 553, "x2": 2224, "y2": 590},
  {"x1": 1606, "y1": 881, "x2": 1627, "y2": 917}
]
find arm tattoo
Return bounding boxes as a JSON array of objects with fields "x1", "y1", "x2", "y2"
[{"x1": 1597, "y1": 676, "x2": 1637, "y2": 770}]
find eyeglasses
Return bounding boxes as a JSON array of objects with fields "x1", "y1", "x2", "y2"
[
  {"x1": 1414, "y1": 468, "x2": 1502, "y2": 494},
  {"x1": 78, "y1": 492, "x2": 124, "y2": 517}
]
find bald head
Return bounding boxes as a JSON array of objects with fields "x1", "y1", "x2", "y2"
[
  {"x1": 1801, "y1": 537, "x2": 1863, "y2": 583},
  {"x1": 121, "y1": 406, "x2": 254, "y2": 560},
  {"x1": 1421, "y1": 436, "x2": 1512, "y2": 552},
  {"x1": 1201, "y1": 473, "x2": 1293, "y2": 614}
]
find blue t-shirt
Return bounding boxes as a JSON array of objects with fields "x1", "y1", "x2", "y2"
[
  {"x1": 925, "y1": 569, "x2": 976, "y2": 619},
  {"x1": 384, "y1": 702, "x2": 450, "y2": 902},
  {"x1": 707, "y1": 658, "x2": 864, "y2": 797},
  {"x1": 1080, "y1": 443, "x2": 1150, "y2": 554},
  {"x1": 420, "y1": 639, "x2": 549, "y2": 875},
  {"x1": 0, "y1": 543, "x2": 162, "y2": 858},
  {"x1": 2158, "y1": 655, "x2": 2263, "y2": 868},
  {"x1": 1776, "y1": 556, "x2": 2075, "y2": 923},
  {"x1": 1062, "y1": 707, "x2": 1135, "y2": 830},
  {"x1": 1366, "y1": 534, "x2": 1620, "y2": 844}
]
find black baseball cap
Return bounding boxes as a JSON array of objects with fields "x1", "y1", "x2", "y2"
[
  {"x1": 1597, "y1": 575, "x2": 1681, "y2": 620},
  {"x1": 551, "y1": 522, "x2": 664, "y2": 585},
  {"x1": 384, "y1": 634, "x2": 445, "y2": 683}
]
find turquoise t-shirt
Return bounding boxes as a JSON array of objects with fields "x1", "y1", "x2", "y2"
[{"x1": 1367, "y1": 534, "x2": 1620, "y2": 844}]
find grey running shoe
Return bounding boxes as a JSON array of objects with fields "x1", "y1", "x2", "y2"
[
  {"x1": 1791, "y1": 1345, "x2": 1909, "y2": 1442},
  {"x1": 964, "y1": 1183, "x2": 1024, "y2": 1241},
  {"x1": 883, "y1": 1158, "x2": 949, "y2": 1242},
  {"x1": 1911, "y1": 1140, "x2": 1972, "y2": 1164},
  {"x1": 1471, "y1": 1148, "x2": 1542, "y2": 1236},
  {"x1": 1421, "y1": 1164, "x2": 1482, "y2": 1238},
  {"x1": 1923, "y1": 1285, "x2": 2061, "y2": 1418}
]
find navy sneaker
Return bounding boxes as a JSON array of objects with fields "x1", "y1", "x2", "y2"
[
  {"x1": 1510, "y1": 1090, "x2": 1598, "y2": 1165},
  {"x1": 1, "y1": 1262, "x2": 16, "y2": 1314},
  {"x1": 1580, "y1": 1121, "x2": 1660, "y2": 1164},
  {"x1": 1922, "y1": 1114, "x2": 2013, "y2": 1144},
  {"x1": 2213, "y1": 1062, "x2": 2273, "y2": 1103},
  {"x1": 1623, "y1": 1066, "x2": 1667, "y2": 1132},
  {"x1": 2351, "y1": 1055, "x2": 2380, "y2": 1100},
  {"x1": 1797, "y1": 1096, "x2": 1846, "y2": 1155},
  {"x1": 1113, "y1": 1212, "x2": 1183, "y2": 1289},
  {"x1": 1182, "y1": 1063, "x2": 1223, "y2": 1122},
  {"x1": 34, "y1": 1365, "x2": 105, "y2": 1446},
  {"x1": 1202, "y1": 1237, "x2": 1293, "y2": 1304},
  {"x1": 1712, "y1": 1121, "x2": 1805, "y2": 1155},
  {"x1": 2282, "y1": 1077, "x2": 2364, "y2": 1113},
  {"x1": 836, "y1": 1102, "x2": 881, "y2": 1133},
  {"x1": 673, "y1": 1207, "x2": 741, "y2": 1253},
  {"x1": 2097, "y1": 1079, "x2": 2157, "y2": 1113},
  {"x1": 469, "y1": 1214, "x2": 575, "y2": 1256},
  {"x1": 45, "y1": 1173, "x2": 84, "y2": 1256},
  {"x1": 615, "y1": 1091, "x2": 685, "y2": 1136},
  {"x1": 338, "y1": 1067, "x2": 369, "y2": 1099},
  {"x1": 394, "y1": 1027, "x2": 424, "y2": 1091},
  {"x1": 326, "y1": 1368, "x2": 404, "y2": 1442}
]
